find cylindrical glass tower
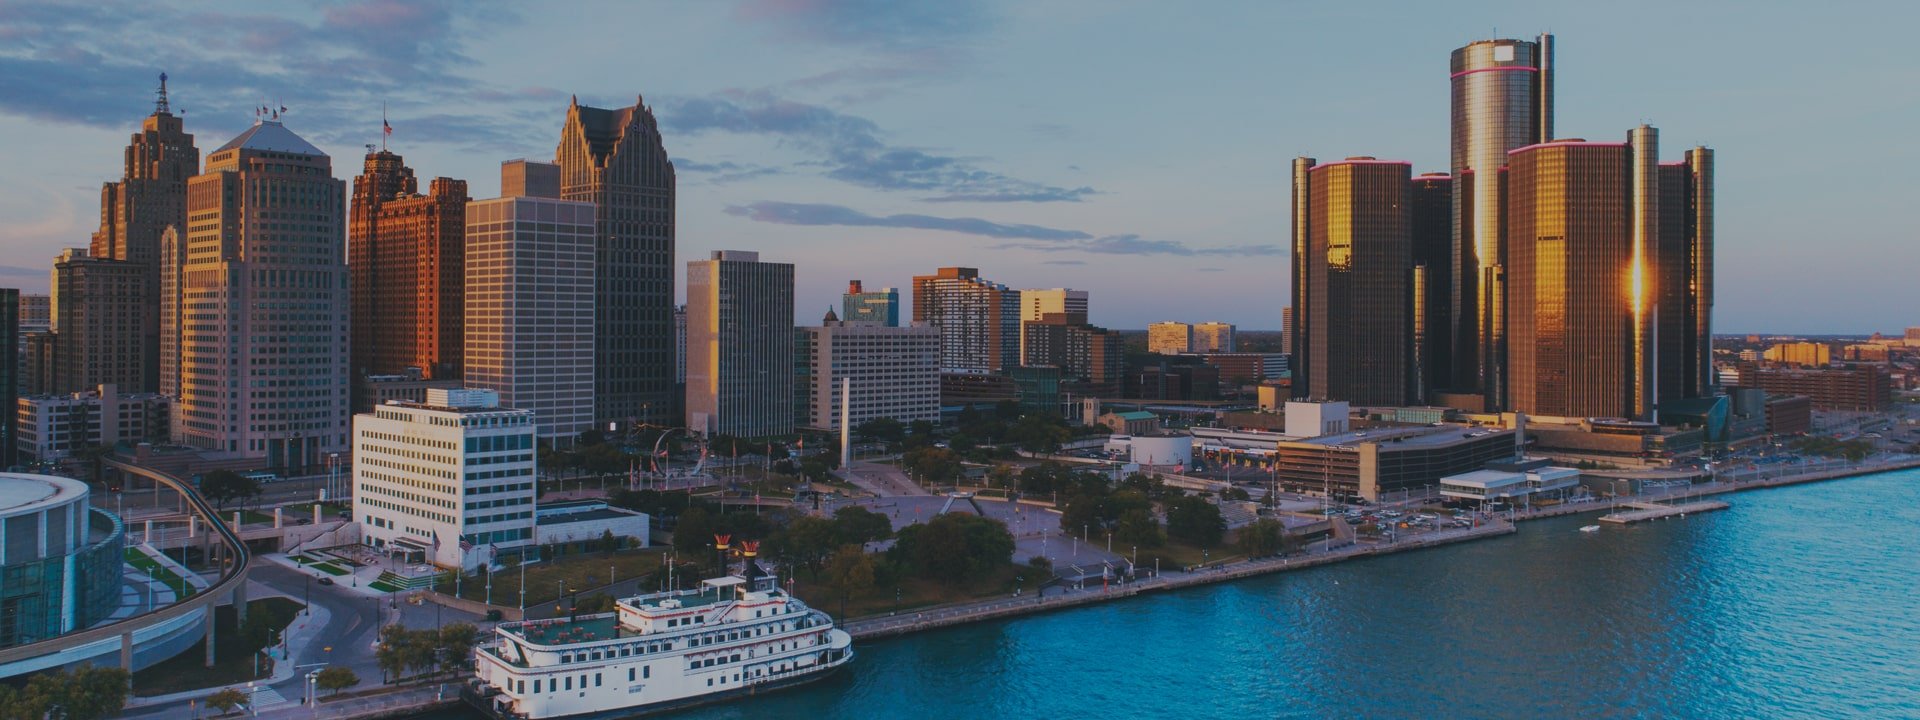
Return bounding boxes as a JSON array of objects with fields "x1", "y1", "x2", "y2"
[{"x1": 1448, "y1": 34, "x2": 1552, "y2": 408}]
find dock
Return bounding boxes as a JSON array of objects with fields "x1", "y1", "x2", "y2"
[{"x1": 1598, "y1": 499, "x2": 1730, "y2": 524}]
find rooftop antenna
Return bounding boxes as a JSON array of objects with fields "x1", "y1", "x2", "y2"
[{"x1": 155, "y1": 72, "x2": 170, "y2": 114}]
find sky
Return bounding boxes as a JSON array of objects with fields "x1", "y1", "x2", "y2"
[{"x1": 0, "y1": 0, "x2": 1914, "y2": 333}]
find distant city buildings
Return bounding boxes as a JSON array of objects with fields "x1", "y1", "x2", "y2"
[
  {"x1": 1763, "y1": 342, "x2": 1831, "y2": 367},
  {"x1": 353, "y1": 388, "x2": 536, "y2": 571},
  {"x1": 348, "y1": 150, "x2": 469, "y2": 391},
  {"x1": 557, "y1": 97, "x2": 676, "y2": 427},
  {"x1": 797, "y1": 313, "x2": 940, "y2": 432},
  {"x1": 1193, "y1": 322, "x2": 1236, "y2": 353},
  {"x1": 162, "y1": 119, "x2": 348, "y2": 470},
  {"x1": 1022, "y1": 313, "x2": 1124, "y2": 397},
  {"x1": 912, "y1": 267, "x2": 1020, "y2": 374},
  {"x1": 686, "y1": 251, "x2": 794, "y2": 438},
  {"x1": 1147, "y1": 322, "x2": 1192, "y2": 355},
  {"x1": 47, "y1": 248, "x2": 148, "y2": 395},
  {"x1": 15, "y1": 384, "x2": 168, "y2": 464},
  {"x1": 0, "y1": 290, "x2": 14, "y2": 468},
  {"x1": 462, "y1": 161, "x2": 597, "y2": 444},
  {"x1": 1730, "y1": 364, "x2": 1892, "y2": 412},
  {"x1": 1018, "y1": 288, "x2": 1087, "y2": 359},
  {"x1": 842, "y1": 280, "x2": 900, "y2": 326}
]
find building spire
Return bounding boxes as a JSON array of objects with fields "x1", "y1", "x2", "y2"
[{"x1": 155, "y1": 72, "x2": 170, "y2": 115}]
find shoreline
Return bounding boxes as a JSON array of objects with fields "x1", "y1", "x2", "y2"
[{"x1": 843, "y1": 455, "x2": 1920, "y2": 642}]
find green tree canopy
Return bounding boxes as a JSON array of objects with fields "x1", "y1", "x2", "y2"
[
  {"x1": 1236, "y1": 518, "x2": 1287, "y2": 558},
  {"x1": 316, "y1": 666, "x2": 360, "y2": 696},
  {"x1": 198, "y1": 470, "x2": 260, "y2": 510},
  {"x1": 1165, "y1": 496, "x2": 1227, "y2": 548},
  {"x1": 889, "y1": 513, "x2": 1015, "y2": 586}
]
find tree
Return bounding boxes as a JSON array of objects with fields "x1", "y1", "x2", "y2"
[
  {"x1": 890, "y1": 513, "x2": 1015, "y2": 585},
  {"x1": 1008, "y1": 414, "x2": 1070, "y2": 454},
  {"x1": 823, "y1": 545, "x2": 876, "y2": 598},
  {"x1": 901, "y1": 447, "x2": 962, "y2": 485},
  {"x1": 1236, "y1": 518, "x2": 1287, "y2": 558},
  {"x1": 205, "y1": 688, "x2": 248, "y2": 716},
  {"x1": 1114, "y1": 508, "x2": 1164, "y2": 548},
  {"x1": 199, "y1": 470, "x2": 260, "y2": 510},
  {"x1": 1165, "y1": 496, "x2": 1226, "y2": 548},
  {"x1": 986, "y1": 464, "x2": 1017, "y2": 490},
  {"x1": 1017, "y1": 462, "x2": 1077, "y2": 496},
  {"x1": 672, "y1": 506, "x2": 718, "y2": 558},
  {"x1": 599, "y1": 529, "x2": 620, "y2": 557},
  {"x1": 831, "y1": 506, "x2": 893, "y2": 546},
  {"x1": 315, "y1": 666, "x2": 360, "y2": 696},
  {"x1": 774, "y1": 516, "x2": 839, "y2": 579},
  {"x1": 436, "y1": 623, "x2": 479, "y2": 675},
  {"x1": 1, "y1": 664, "x2": 131, "y2": 720},
  {"x1": 856, "y1": 417, "x2": 905, "y2": 444}
]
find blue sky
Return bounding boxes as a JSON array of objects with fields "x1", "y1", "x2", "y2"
[{"x1": 0, "y1": 0, "x2": 1913, "y2": 333}]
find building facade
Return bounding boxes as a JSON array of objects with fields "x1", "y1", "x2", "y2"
[
  {"x1": 798, "y1": 318, "x2": 940, "y2": 432},
  {"x1": 1295, "y1": 158, "x2": 1414, "y2": 407},
  {"x1": 1193, "y1": 322, "x2": 1236, "y2": 353},
  {"x1": 1022, "y1": 313, "x2": 1124, "y2": 398},
  {"x1": 686, "y1": 251, "x2": 794, "y2": 439},
  {"x1": 48, "y1": 249, "x2": 150, "y2": 395},
  {"x1": 162, "y1": 120, "x2": 348, "y2": 470},
  {"x1": 90, "y1": 76, "x2": 198, "y2": 394},
  {"x1": 842, "y1": 281, "x2": 900, "y2": 326},
  {"x1": 14, "y1": 384, "x2": 169, "y2": 464},
  {"x1": 556, "y1": 97, "x2": 676, "y2": 427},
  {"x1": 912, "y1": 267, "x2": 1020, "y2": 374},
  {"x1": 353, "y1": 388, "x2": 536, "y2": 571},
  {"x1": 1147, "y1": 322, "x2": 1192, "y2": 355},
  {"x1": 1410, "y1": 172, "x2": 1452, "y2": 401},
  {"x1": 0, "y1": 474, "x2": 123, "y2": 648},
  {"x1": 1762, "y1": 342, "x2": 1830, "y2": 368},
  {"x1": 463, "y1": 162, "x2": 597, "y2": 444},
  {"x1": 1019, "y1": 288, "x2": 1088, "y2": 361},
  {"x1": 1731, "y1": 365, "x2": 1892, "y2": 412},
  {"x1": 349, "y1": 151, "x2": 469, "y2": 387},
  {"x1": 0, "y1": 291, "x2": 14, "y2": 469},
  {"x1": 1449, "y1": 35, "x2": 1553, "y2": 407}
]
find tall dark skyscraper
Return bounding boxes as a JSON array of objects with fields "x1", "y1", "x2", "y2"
[
  {"x1": 1659, "y1": 149, "x2": 1715, "y2": 401},
  {"x1": 0, "y1": 289, "x2": 16, "y2": 469},
  {"x1": 1289, "y1": 158, "x2": 1314, "y2": 399},
  {"x1": 349, "y1": 150, "x2": 469, "y2": 398},
  {"x1": 1410, "y1": 172, "x2": 1452, "y2": 402},
  {"x1": 1449, "y1": 34, "x2": 1552, "y2": 410},
  {"x1": 1294, "y1": 158, "x2": 1414, "y2": 406},
  {"x1": 90, "y1": 74, "x2": 198, "y2": 392},
  {"x1": 556, "y1": 96, "x2": 676, "y2": 426}
]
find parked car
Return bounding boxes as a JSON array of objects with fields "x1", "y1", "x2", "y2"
[{"x1": 317, "y1": 576, "x2": 334, "y2": 586}]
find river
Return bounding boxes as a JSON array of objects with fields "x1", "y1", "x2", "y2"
[{"x1": 434, "y1": 468, "x2": 1920, "y2": 719}]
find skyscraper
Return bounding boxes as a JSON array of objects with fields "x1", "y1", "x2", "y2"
[
  {"x1": 1450, "y1": 34, "x2": 1553, "y2": 409},
  {"x1": 348, "y1": 151, "x2": 469, "y2": 396},
  {"x1": 799, "y1": 316, "x2": 940, "y2": 432},
  {"x1": 1295, "y1": 158, "x2": 1414, "y2": 406},
  {"x1": 0, "y1": 289, "x2": 15, "y2": 469},
  {"x1": 48, "y1": 249, "x2": 148, "y2": 394},
  {"x1": 1410, "y1": 172, "x2": 1452, "y2": 401},
  {"x1": 464, "y1": 161, "x2": 597, "y2": 444},
  {"x1": 912, "y1": 267, "x2": 1020, "y2": 374},
  {"x1": 842, "y1": 281, "x2": 900, "y2": 326},
  {"x1": 1147, "y1": 322, "x2": 1192, "y2": 355},
  {"x1": 1280, "y1": 306, "x2": 1294, "y2": 363},
  {"x1": 1193, "y1": 322, "x2": 1236, "y2": 353},
  {"x1": 686, "y1": 251, "x2": 795, "y2": 438},
  {"x1": 1018, "y1": 288, "x2": 1088, "y2": 362},
  {"x1": 164, "y1": 120, "x2": 347, "y2": 469},
  {"x1": 556, "y1": 96, "x2": 676, "y2": 427},
  {"x1": 1022, "y1": 313, "x2": 1124, "y2": 397},
  {"x1": 90, "y1": 74, "x2": 198, "y2": 393},
  {"x1": 1663, "y1": 148, "x2": 1715, "y2": 400}
]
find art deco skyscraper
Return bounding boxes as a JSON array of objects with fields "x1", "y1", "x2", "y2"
[
  {"x1": 348, "y1": 150, "x2": 469, "y2": 399},
  {"x1": 686, "y1": 251, "x2": 795, "y2": 439},
  {"x1": 556, "y1": 96, "x2": 676, "y2": 427},
  {"x1": 91, "y1": 74, "x2": 198, "y2": 392},
  {"x1": 1295, "y1": 158, "x2": 1414, "y2": 406},
  {"x1": 164, "y1": 120, "x2": 347, "y2": 469},
  {"x1": 1449, "y1": 34, "x2": 1553, "y2": 409}
]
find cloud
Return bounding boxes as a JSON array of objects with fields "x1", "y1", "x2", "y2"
[
  {"x1": 677, "y1": 159, "x2": 786, "y2": 184},
  {"x1": 660, "y1": 90, "x2": 1093, "y2": 202},
  {"x1": 998, "y1": 234, "x2": 1284, "y2": 257},
  {"x1": 1042, "y1": 260, "x2": 1087, "y2": 266},
  {"x1": 1197, "y1": 267, "x2": 1226, "y2": 272},
  {"x1": 725, "y1": 201, "x2": 1092, "y2": 241},
  {"x1": 733, "y1": 0, "x2": 992, "y2": 53},
  {"x1": 0, "y1": 265, "x2": 43, "y2": 278}
]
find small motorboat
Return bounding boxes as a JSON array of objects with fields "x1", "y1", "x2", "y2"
[{"x1": 1579, "y1": 525, "x2": 1601, "y2": 533}]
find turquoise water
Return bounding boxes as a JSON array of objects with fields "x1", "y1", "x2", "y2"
[{"x1": 450, "y1": 469, "x2": 1920, "y2": 719}]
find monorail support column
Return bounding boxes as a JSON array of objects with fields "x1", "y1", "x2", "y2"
[
  {"x1": 120, "y1": 631, "x2": 133, "y2": 671},
  {"x1": 234, "y1": 578, "x2": 248, "y2": 623},
  {"x1": 204, "y1": 606, "x2": 216, "y2": 667}
]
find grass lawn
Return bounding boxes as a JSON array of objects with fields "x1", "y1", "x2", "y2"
[
  {"x1": 793, "y1": 565, "x2": 1023, "y2": 620},
  {"x1": 452, "y1": 549, "x2": 666, "y2": 607},
  {"x1": 239, "y1": 509, "x2": 275, "y2": 525},
  {"x1": 369, "y1": 580, "x2": 404, "y2": 593},
  {"x1": 1133, "y1": 541, "x2": 1228, "y2": 571},
  {"x1": 132, "y1": 597, "x2": 304, "y2": 696},
  {"x1": 308, "y1": 561, "x2": 350, "y2": 576},
  {"x1": 125, "y1": 548, "x2": 195, "y2": 598}
]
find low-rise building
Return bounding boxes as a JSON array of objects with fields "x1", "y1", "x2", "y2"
[
  {"x1": 534, "y1": 500, "x2": 649, "y2": 554},
  {"x1": 1731, "y1": 364, "x2": 1893, "y2": 411},
  {"x1": 1098, "y1": 410, "x2": 1159, "y2": 436},
  {"x1": 353, "y1": 388, "x2": 537, "y2": 570},
  {"x1": 354, "y1": 368, "x2": 461, "y2": 414},
  {"x1": 14, "y1": 384, "x2": 168, "y2": 463},
  {"x1": 1275, "y1": 425, "x2": 1517, "y2": 501}
]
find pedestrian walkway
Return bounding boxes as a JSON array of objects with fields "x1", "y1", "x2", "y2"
[{"x1": 249, "y1": 685, "x2": 289, "y2": 710}]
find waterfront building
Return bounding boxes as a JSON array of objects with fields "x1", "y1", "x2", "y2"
[
  {"x1": 556, "y1": 96, "x2": 676, "y2": 427},
  {"x1": 1729, "y1": 364, "x2": 1892, "y2": 412},
  {"x1": 348, "y1": 150, "x2": 469, "y2": 390},
  {"x1": 911, "y1": 267, "x2": 1020, "y2": 374},
  {"x1": 1293, "y1": 158, "x2": 1415, "y2": 407},
  {"x1": 1449, "y1": 34, "x2": 1554, "y2": 408},
  {"x1": 1274, "y1": 424, "x2": 1516, "y2": 501},
  {"x1": 353, "y1": 388, "x2": 536, "y2": 570},
  {"x1": 48, "y1": 248, "x2": 150, "y2": 394},
  {"x1": 532, "y1": 500, "x2": 650, "y2": 553},
  {"x1": 0, "y1": 473, "x2": 124, "y2": 648},
  {"x1": 1147, "y1": 322, "x2": 1192, "y2": 355},
  {"x1": 798, "y1": 314, "x2": 940, "y2": 432},
  {"x1": 1762, "y1": 342, "x2": 1831, "y2": 368},
  {"x1": 463, "y1": 161, "x2": 597, "y2": 444},
  {"x1": 686, "y1": 251, "x2": 795, "y2": 439},
  {"x1": 162, "y1": 120, "x2": 348, "y2": 470},
  {"x1": 89, "y1": 76, "x2": 198, "y2": 393},
  {"x1": 1019, "y1": 288, "x2": 1088, "y2": 360},
  {"x1": 842, "y1": 281, "x2": 900, "y2": 326},
  {"x1": 1193, "y1": 322, "x2": 1236, "y2": 353},
  {"x1": 14, "y1": 384, "x2": 169, "y2": 464}
]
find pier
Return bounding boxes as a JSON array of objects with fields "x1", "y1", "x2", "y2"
[{"x1": 1599, "y1": 499, "x2": 1731, "y2": 524}]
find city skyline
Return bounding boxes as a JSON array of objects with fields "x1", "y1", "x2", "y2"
[{"x1": 0, "y1": 1, "x2": 1914, "y2": 333}]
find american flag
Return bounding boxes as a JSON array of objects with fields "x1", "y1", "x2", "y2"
[{"x1": 460, "y1": 537, "x2": 474, "y2": 552}]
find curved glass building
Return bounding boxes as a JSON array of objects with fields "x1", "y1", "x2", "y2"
[
  {"x1": 1448, "y1": 34, "x2": 1553, "y2": 409},
  {"x1": 0, "y1": 473, "x2": 124, "y2": 648}
]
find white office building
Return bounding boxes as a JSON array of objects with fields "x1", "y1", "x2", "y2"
[
  {"x1": 353, "y1": 388, "x2": 537, "y2": 570},
  {"x1": 463, "y1": 161, "x2": 596, "y2": 444},
  {"x1": 798, "y1": 315, "x2": 941, "y2": 432}
]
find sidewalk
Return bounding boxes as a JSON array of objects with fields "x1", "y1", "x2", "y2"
[{"x1": 125, "y1": 582, "x2": 334, "y2": 708}]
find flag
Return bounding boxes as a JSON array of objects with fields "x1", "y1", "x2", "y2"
[
  {"x1": 460, "y1": 537, "x2": 474, "y2": 552},
  {"x1": 383, "y1": 118, "x2": 392, "y2": 136}
]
